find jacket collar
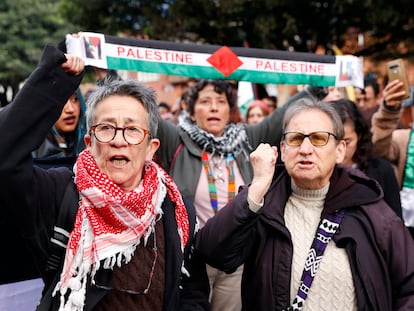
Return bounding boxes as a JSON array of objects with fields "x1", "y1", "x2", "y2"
[
  {"x1": 260, "y1": 164, "x2": 383, "y2": 227},
  {"x1": 179, "y1": 128, "x2": 202, "y2": 158},
  {"x1": 324, "y1": 165, "x2": 383, "y2": 216}
]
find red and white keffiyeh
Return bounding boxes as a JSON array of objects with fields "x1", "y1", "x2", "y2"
[{"x1": 53, "y1": 149, "x2": 189, "y2": 311}]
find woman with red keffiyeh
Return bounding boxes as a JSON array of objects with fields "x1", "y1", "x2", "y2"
[{"x1": 0, "y1": 45, "x2": 210, "y2": 311}]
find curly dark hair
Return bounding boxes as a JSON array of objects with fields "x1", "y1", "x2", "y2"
[
  {"x1": 329, "y1": 98, "x2": 373, "y2": 172},
  {"x1": 184, "y1": 79, "x2": 236, "y2": 116}
]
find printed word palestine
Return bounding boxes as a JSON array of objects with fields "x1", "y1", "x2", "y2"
[
  {"x1": 117, "y1": 47, "x2": 193, "y2": 63},
  {"x1": 256, "y1": 60, "x2": 325, "y2": 74}
]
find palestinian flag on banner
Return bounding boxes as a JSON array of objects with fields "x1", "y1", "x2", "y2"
[{"x1": 66, "y1": 32, "x2": 363, "y2": 88}]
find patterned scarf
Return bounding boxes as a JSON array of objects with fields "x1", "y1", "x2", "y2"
[
  {"x1": 401, "y1": 129, "x2": 414, "y2": 227},
  {"x1": 178, "y1": 112, "x2": 251, "y2": 158},
  {"x1": 53, "y1": 149, "x2": 189, "y2": 311}
]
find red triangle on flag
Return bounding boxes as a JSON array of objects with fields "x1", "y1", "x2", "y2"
[
  {"x1": 88, "y1": 36, "x2": 101, "y2": 47},
  {"x1": 207, "y1": 46, "x2": 243, "y2": 76}
]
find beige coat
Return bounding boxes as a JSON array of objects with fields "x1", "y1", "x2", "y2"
[{"x1": 371, "y1": 104, "x2": 410, "y2": 188}]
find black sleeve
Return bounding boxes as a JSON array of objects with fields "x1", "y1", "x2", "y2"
[
  {"x1": 366, "y1": 157, "x2": 402, "y2": 219},
  {"x1": 179, "y1": 199, "x2": 211, "y2": 311},
  {"x1": 0, "y1": 45, "x2": 82, "y2": 281}
]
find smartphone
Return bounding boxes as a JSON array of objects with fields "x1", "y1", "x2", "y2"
[{"x1": 387, "y1": 59, "x2": 410, "y2": 99}]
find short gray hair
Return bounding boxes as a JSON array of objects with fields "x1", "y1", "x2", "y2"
[
  {"x1": 282, "y1": 97, "x2": 344, "y2": 140},
  {"x1": 85, "y1": 79, "x2": 160, "y2": 138}
]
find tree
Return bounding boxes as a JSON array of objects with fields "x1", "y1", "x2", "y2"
[
  {"x1": 59, "y1": 0, "x2": 414, "y2": 59},
  {"x1": 0, "y1": 0, "x2": 72, "y2": 105},
  {"x1": 58, "y1": 0, "x2": 171, "y2": 36}
]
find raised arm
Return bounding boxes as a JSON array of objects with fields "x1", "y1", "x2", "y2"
[
  {"x1": 371, "y1": 79, "x2": 407, "y2": 153},
  {"x1": 0, "y1": 45, "x2": 84, "y2": 175},
  {"x1": 195, "y1": 143, "x2": 278, "y2": 272},
  {"x1": 0, "y1": 45, "x2": 84, "y2": 239}
]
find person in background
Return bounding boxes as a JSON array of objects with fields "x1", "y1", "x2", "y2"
[
  {"x1": 261, "y1": 95, "x2": 278, "y2": 113},
  {"x1": 355, "y1": 74, "x2": 382, "y2": 125},
  {"x1": 32, "y1": 89, "x2": 86, "y2": 170},
  {"x1": 169, "y1": 86, "x2": 194, "y2": 125},
  {"x1": 156, "y1": 79, "x2": 299, "y2": 311},
  {"x1": 245, "y1": 99, "x2": 270, "y2": 125},
  {"x1": 0, "y1": 45, "x2": 209, "y2": 311},
  {"x1": 330, "y1": 98, "x2": 402, "y2": 217},
  {"x1": 322, "y1": 86, "x2": 343, "y2": 101},
  {"x1": 371, "y1": 78, "x2": 414, "y2": 237},
  {"x1": 158, "y1": 101, "x2": 175, "y2": 123},
  {"x1": 195, "y1": 97, "x2": 414, "y2": 310}
]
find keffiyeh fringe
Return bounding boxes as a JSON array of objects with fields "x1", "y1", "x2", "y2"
[{"x1": 53, "y1": 149, "x2": 189, "y2": 311}]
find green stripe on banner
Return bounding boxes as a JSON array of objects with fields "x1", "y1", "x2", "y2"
[
  {"x1": 66, "y1": 32, "x2": 363, "y2": 88},
  {"x1": 403, "y1": 130, "x2": 414, "y2": 188},
  {"x1": 235, "y1": 70, "x2": 335, "y2": 86},
  {"x1": 107, "y1": 57, "x2": 336, "y2": 86},
  {"x1": 107, "y1": 56, "x2": 225, "y2": 79}
]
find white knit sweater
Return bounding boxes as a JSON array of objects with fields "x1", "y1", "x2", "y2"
[{"x1": 284, "y1": 182, "x2": 357, "y2": 311}]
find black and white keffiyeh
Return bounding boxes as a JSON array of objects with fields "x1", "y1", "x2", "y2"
[{"x1": 178, "y1": 112, "x2": 252, "y2": 158}]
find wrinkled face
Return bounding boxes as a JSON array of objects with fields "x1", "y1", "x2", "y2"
[
  {"x1": 342, "y1": 121, "x2": 358, "y2": 167},
  {"x1": 247, "y1": 106, "x2": 266, "y2": 125},
  {"x1": 191, "y1": 84, "x2": 230, "y2": 136},
  {"x1": 84, "y1": 95, "x2": 160, "y2": 192},
  {"x1": 54, "y1": 93, "x2": 81, "y2": 138},
  {"x1": 281, "y1": 109, "x2": 346, "y2": 189}
]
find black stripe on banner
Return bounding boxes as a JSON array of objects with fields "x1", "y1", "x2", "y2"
[{"x1": 104, "y1": 35, "x2": 335, "y2": 64}]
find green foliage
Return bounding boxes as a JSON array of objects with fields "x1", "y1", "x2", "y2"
[
  {"x1": 3, "y1": 0, "x2": 414, "y2": 102},
  {"x1": 0, "y1": 0, "x2": 74, "y2": 100},
  {"x1": 164, "y1": 0, "x2": 414, "y2": 53},
  {"x1": 58, "y1": 0, "x2": 171, "y2": 36},
  {"x1": 58, "y1": 0, "x2": 414, "y2": 58}
]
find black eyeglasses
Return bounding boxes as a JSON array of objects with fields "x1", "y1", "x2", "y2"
[
  {"x1": 283, "y1": 131, "x2": 338, "y2": 147},
  {"x1": 92, "y1": 232, "x2": 158, "y2": 295},
  {"x1": 90, "y1": 123, "x2": 149, "y2": 145}
]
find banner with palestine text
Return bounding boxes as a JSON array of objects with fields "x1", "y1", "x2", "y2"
[{"x1": 66, "y1": 32, "x2": 363, "y2": 88}]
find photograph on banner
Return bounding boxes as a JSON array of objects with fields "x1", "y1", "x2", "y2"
[{"x1": 65, "y1": 32, "x2": 106, "y2": 69}]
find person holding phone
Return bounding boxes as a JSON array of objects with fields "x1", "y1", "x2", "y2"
[{"x1": 371, "y1": 77, "x2": 414, "y2": 237}]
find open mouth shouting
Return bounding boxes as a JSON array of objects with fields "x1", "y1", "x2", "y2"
[{"x1": 110, "y1": 155, "x2": 130, "y2": 167}]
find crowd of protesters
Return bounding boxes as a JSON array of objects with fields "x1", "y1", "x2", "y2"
[{"x1": 1, "y1": 39, "x2": 414, "y2": 311}]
